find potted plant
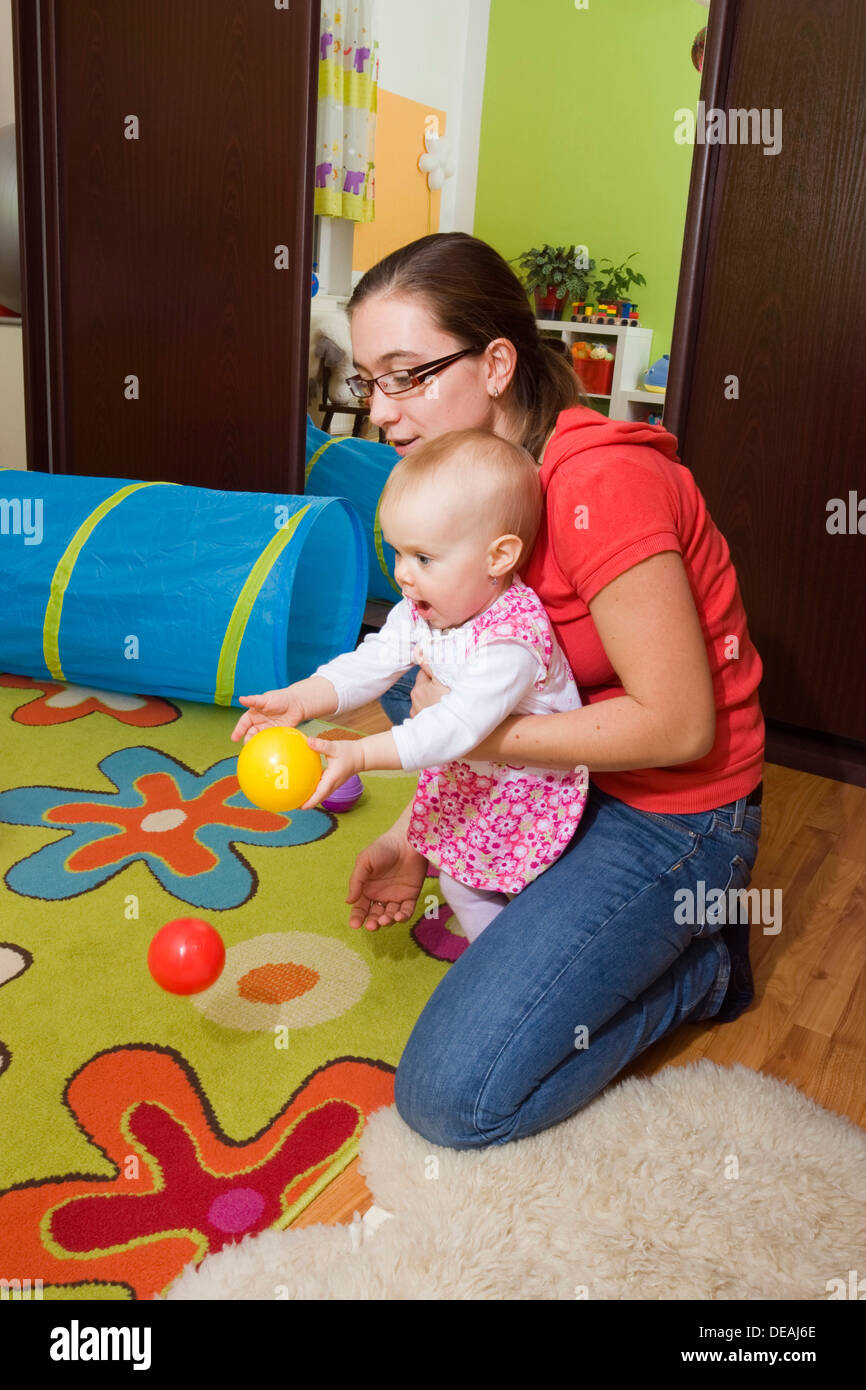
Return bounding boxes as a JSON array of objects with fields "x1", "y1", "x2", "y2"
[
  {"x1": 588, "y1": 253, "x2": 647, "y2": 313},
  {"x1": 513, "y1": 245, "x2": 597, "y2": 320}
]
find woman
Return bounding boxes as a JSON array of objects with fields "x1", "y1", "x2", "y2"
[{"x1": 342, "y1": 232, "x2": 764, "y2": 1150}]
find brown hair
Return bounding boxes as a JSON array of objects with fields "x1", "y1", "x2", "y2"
[
  {"x1": 347, "y1": 232, "x2": 589, "y2": 460},
  {"x1": 380, "y1": 428, "x2": 543, "y2": 573}
]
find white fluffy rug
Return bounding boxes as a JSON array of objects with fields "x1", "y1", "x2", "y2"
[{"x1": 164, "y1": 1062, "x2": 866, "y2": 1300}]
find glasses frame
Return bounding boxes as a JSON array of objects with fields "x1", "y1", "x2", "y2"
[{"x1": 345, "y1": 346, "x2": 487, "y2": 402}]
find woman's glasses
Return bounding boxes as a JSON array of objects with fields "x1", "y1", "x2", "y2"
[{"x1": 345, "y1": 346, "x2": 486, "y2": 402}]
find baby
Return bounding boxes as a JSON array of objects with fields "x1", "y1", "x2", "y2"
[{"x1": 231, "y1": 428, "x2": 588, "y2": 944}]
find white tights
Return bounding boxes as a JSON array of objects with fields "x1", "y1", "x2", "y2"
[{"x1": 438, "y1": 871, "x2": 513, "y2": 944}]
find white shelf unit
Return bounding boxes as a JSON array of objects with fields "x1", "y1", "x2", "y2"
[
  {"x1": 535, "y1": 318, "x2": 656, "y2": 421},
  {"x1": 622, "y1": 387, "x2": 666, "y2": 421}
]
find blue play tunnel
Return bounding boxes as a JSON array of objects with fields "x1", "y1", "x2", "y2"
[
  {"x1": 305, "y1": 417, "x2": 401, "y2": 603},
  {"x1": 0, "y1": 469, "x2": 366, "y2": 706}
]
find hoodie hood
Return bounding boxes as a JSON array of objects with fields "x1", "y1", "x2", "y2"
[{"x1": 541, "y1": 405, "x2": 682, "y2": 483}]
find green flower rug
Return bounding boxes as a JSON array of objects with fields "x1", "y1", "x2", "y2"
[{"x1": 0, "y1": 674, "x2": 460, "y2": 1300}]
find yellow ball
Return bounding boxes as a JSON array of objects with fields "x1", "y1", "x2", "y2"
[{"x1": 236, "y1": 727, "x2": 323, "y2": 812}]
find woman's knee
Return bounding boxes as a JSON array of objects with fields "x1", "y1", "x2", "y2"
[
  {"x1": 394, "y1": 1042, "x2": 495, "y2": 1150},
  {"x1": 394, "y1": 1041, "x2": 600, "y2": 1150}
]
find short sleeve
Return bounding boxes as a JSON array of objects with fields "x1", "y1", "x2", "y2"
[{"x1": 545, "y1": 453, "x2": 682, "y2": 605}]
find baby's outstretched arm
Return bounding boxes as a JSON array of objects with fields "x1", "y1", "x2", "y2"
[
  {"x1": 230, "y1": 675, "x2": 340, "y2": 743},
  {"x1": 300, "y1": 729, "x2": 402, "y2": 809},
  {"x1": 300, "y1": 643, "x2": 544, "y2": 809},
  {"x1": 233, "y1": 601, "x2": 416, "y2": 746}
]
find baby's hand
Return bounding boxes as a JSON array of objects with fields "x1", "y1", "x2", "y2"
[
  {"x1": 230, "y1": 689, "x2": 306, "y2": 744},
  {"x1": 299, "y1": 737, "x2": 364, "y2": 810}
]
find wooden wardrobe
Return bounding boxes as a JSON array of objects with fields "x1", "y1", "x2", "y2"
[
  {"x1": 665, "y1": 0, "x2": 866, "y2": 784},
  {"x1": 11, "y1": 0, "x2": 318, "y2": 494}
]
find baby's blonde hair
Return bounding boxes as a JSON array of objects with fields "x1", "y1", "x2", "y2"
[{"x1": 379, "y1": 428, "x2": 543, "y2": 571}]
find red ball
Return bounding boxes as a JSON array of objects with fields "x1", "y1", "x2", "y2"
[{"x1": 148, "y1": 918, "x2": 226, "y2": 995}]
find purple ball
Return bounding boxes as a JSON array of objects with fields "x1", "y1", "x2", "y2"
[{"x1": 321, "y1": 773, "x2": 364, "y2": 813}]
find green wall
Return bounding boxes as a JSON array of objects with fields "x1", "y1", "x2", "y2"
[{"x1": 473, "y1": 0, "x2": 705, "y2": 363}]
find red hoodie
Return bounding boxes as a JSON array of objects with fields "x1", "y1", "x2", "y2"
[{"x1": 522, "y1": 406, "x2": 765, "y2": 813}]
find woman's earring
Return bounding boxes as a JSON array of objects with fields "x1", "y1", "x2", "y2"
[
  {"x1": 492, "y1": 386, "x2": 500, "y2": 399},
  {"x1": 490, "y1": 576, "x2": 499, "y2": 585}
]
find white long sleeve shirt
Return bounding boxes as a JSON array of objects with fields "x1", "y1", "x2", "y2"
[{"x1": 313, "y1": 579, "x2": 581, "y2": 773}]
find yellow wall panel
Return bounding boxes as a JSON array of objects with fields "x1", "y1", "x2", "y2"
[{"x1": 352, "y1": 90, "x2": 445, "y2": 274}]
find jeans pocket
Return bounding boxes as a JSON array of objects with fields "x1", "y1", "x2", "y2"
[
  {"x1": 604, "y1": 797, "x2": 706, "y2": 877},
  {"x1": 691, "y1": 851, "x2": 755, "y2": 939}
]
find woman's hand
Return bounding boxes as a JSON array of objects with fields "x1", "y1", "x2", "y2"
[
  {"x1": 409, "y1": 657, "x2": 450, "y2": 717},
  {"x1": 345, "y1": 826, "x2": 428, "y2": 931},
  {"x1": 230, "y1": 689, "x2": 306, "y2": 743}
]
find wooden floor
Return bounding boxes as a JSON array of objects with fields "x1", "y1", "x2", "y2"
[{"x1": 294, "y1": 700, "x2": 866, "y2": 1231}]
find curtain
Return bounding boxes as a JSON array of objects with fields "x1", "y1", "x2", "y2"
[{"x1": 314, "y1": 4, "x2": 378, "y2": 223}]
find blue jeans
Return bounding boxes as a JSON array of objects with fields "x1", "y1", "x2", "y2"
[
  {"x1": 379, "y1": 667, "x2": 419, "y2": 725},
  {"x1": 395, "y1": 781, "x2": 762, "y2": 1149}
]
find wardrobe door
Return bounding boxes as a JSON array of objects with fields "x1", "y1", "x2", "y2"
[
  {"x1": 666, "y1": 0, "x2": 866, "y2": 746},
  {"x1": 12, "y1": 0, "x2": 318, "y2": 493}
]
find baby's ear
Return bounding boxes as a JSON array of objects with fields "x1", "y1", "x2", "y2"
[{"x1": 489, "y1": 532, "x2": 523, "y2": 573}]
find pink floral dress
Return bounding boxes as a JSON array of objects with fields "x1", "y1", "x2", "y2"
[{"x1": 405, "y1": 581, "x2": 588, "y2": 895}]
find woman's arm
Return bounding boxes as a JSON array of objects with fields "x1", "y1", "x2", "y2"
[{"x1": 467, "y1": 551, "x2": 717, "y2": 771}]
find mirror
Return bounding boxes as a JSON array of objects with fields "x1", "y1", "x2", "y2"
[
  {"x1": 309, "y1": 0, "x2": 706, "y2": 437},
  {"x1": 0, "y1": 0, "x2": 706, "y2": 470}
]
